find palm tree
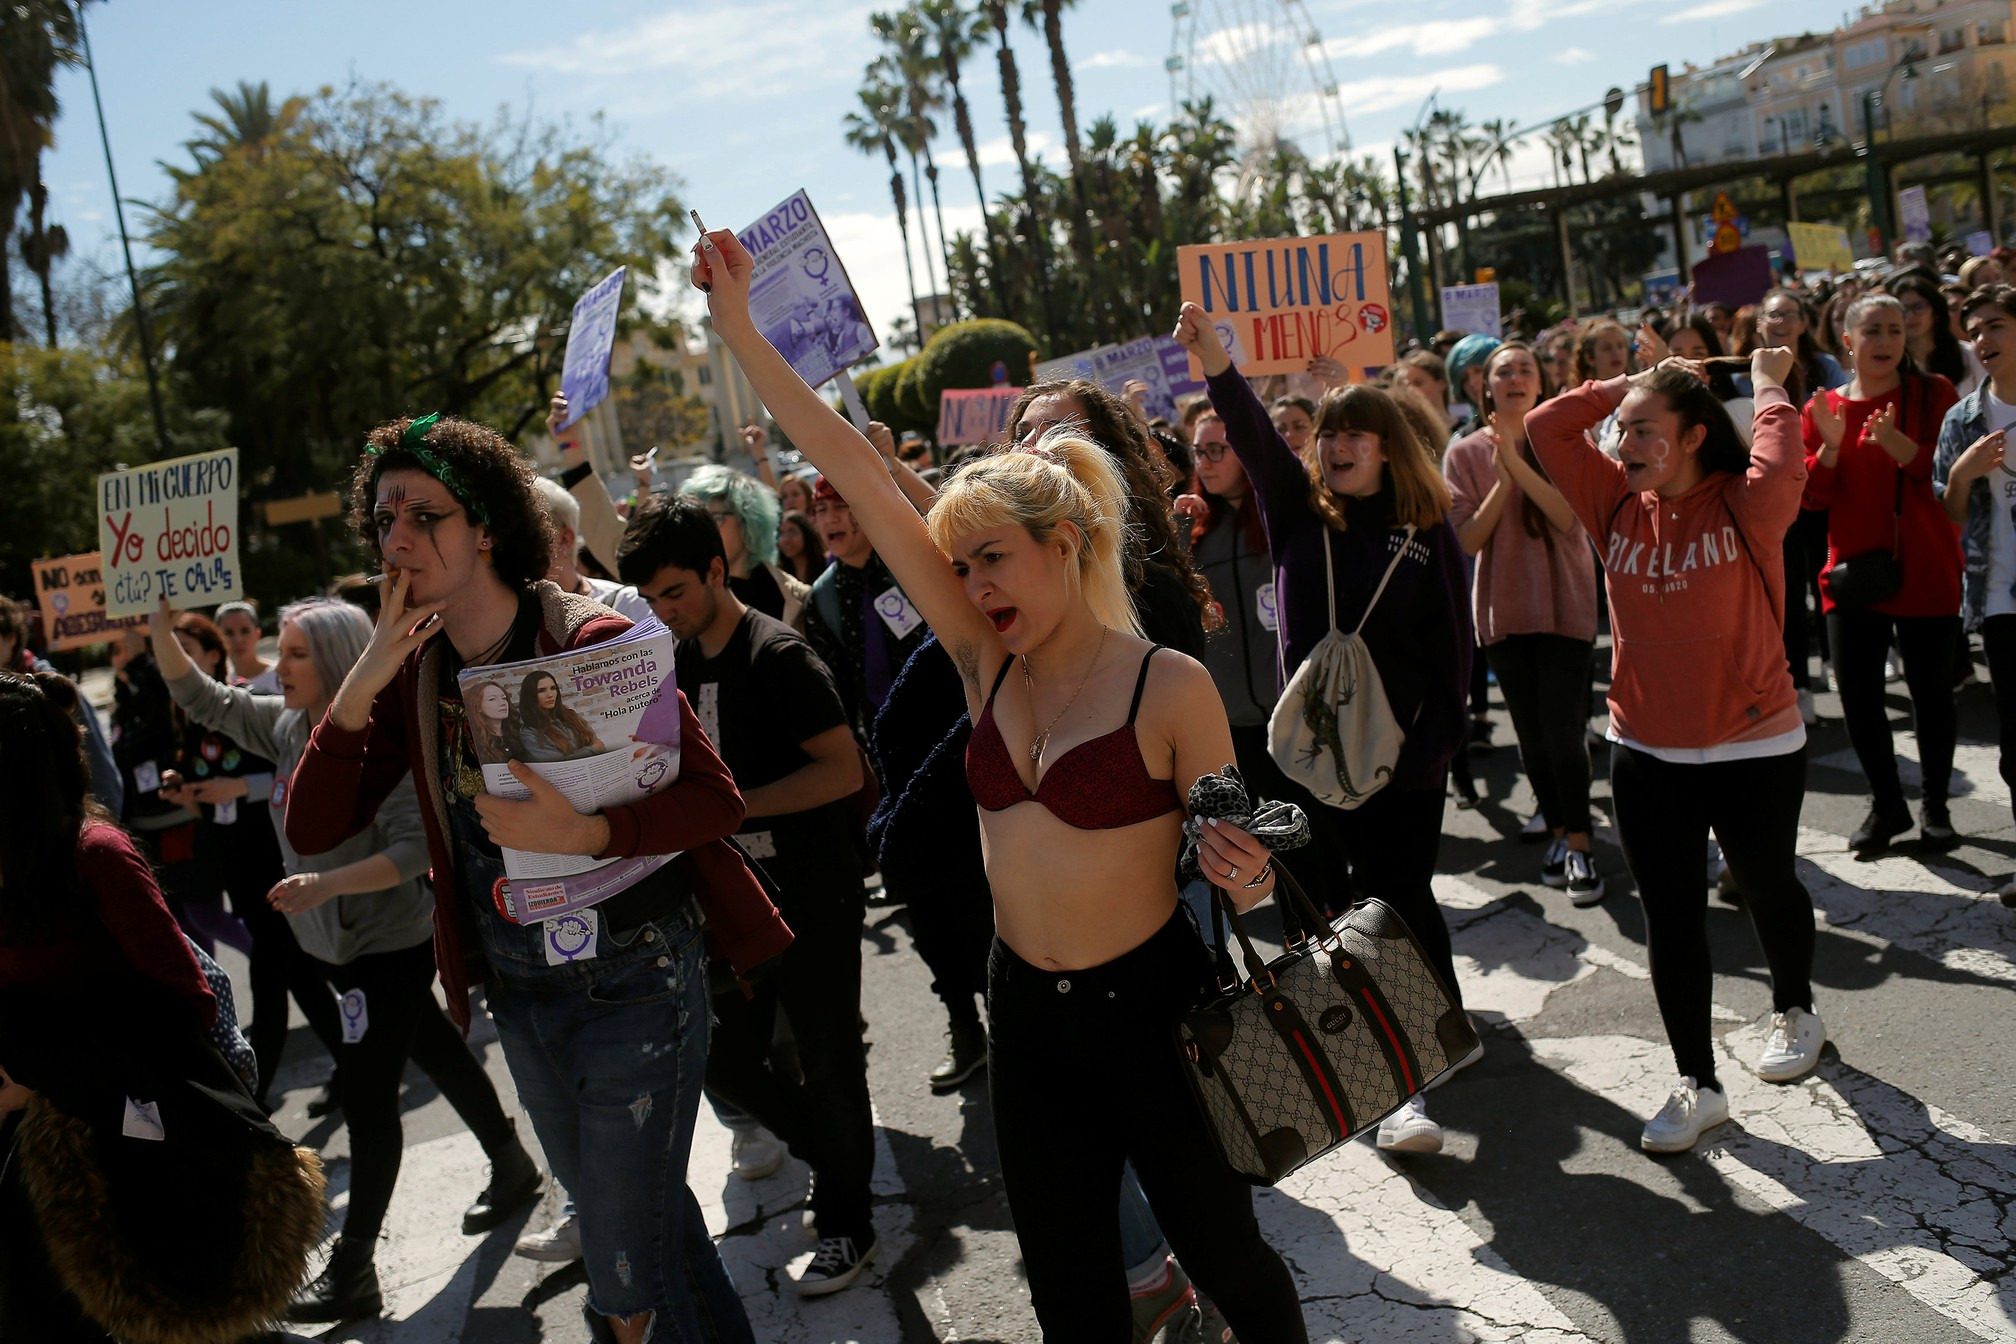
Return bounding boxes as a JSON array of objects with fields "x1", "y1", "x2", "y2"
[
  {"x1": 1472, "y1": 118, "x2": 1518, "y2": 198},
  {"x1": 980, "y1": 0, "x2": 1053, "y2": 341},
  {"x1": 0, "y1": 0, "x2": 83, "y2": 342},
  {"x1": 871, "y1": 9, "x2": 956, "y2": 316},
  {"x1": 1018, "y1": 0, "x2": 1100, "y2": 331},
  {"x1": 917, "y1": 0, "x2": 999, "y2": 311},
  {"x1": 17, "y1": 177, "x2": 64, "y2": 346},
  {"x1": 182, "y1": 80, "x2": 285, "y2": 166},
  {"x1": 843, "y1": 77, "x2": 923, "y2": 326}
]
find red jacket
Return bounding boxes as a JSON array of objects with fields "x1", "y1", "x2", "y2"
[
  {"x1": 1530, "y1": 377, "x2": 1805, "y2": 752},
  {"x1": 285, "y1": 583, "x2": 792, "y2": 1031},
  {"x1": 1800, "y1": 374, "x2": 1962, "y2": 617}
]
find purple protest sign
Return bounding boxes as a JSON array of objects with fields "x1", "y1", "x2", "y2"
[{"x1": 558, "y1": 266, "x2": 627, "y2": 430}]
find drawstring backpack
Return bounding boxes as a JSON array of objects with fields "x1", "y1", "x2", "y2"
[{"x1": 1268, "y1": 525, "x2": 1415, "y2": 809}]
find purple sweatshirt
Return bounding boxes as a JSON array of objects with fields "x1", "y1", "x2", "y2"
[{"x1": 1207, "y1": 369, "x2": 1474, "y2": 794}]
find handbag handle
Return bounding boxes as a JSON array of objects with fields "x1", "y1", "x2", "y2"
[{"x1": 1209, "y1": 862, "x2": 1334, "y2": 993}]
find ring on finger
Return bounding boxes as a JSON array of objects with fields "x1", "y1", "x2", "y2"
[{"x1": 1226, "y1": 864, "x2": 1240, "y2": 883}]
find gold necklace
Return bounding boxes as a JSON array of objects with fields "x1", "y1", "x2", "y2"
[{"x1": 1021, "y1": 625, "x2": 1108, "y2": 764}]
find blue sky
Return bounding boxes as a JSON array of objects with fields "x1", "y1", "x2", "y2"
[{"x1": 45, "y1": 0, "x2": 1855, "y2": 349}]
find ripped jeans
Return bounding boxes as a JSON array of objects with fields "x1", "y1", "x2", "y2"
[{"x1": 484, "y1": 896, "x2": 752, "y2": 1343}]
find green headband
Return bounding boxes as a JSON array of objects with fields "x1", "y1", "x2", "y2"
[{"x1": 365, "y1": 413, "x2": 492, "y2": 526}]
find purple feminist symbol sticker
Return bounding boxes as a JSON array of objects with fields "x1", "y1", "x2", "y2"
[
  {"x1": 547, "y1": 914, "x2": 595, "y2": 963},
  {"x1": 876, "y1": 592, "x2": 907, "y2": 620}
]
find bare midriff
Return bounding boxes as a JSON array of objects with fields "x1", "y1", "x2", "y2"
[{"x1": 981, "y1": 804, "x2": 1186, "y2": 970}]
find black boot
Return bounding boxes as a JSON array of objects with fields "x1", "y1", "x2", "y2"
[
  {"x1": 928, "y1": 1020, "x2": 988, "y2": 1093},
  {"x1": 287, "y1": 1237, "x2": 381, "y2": 1324},
  {"x1": 463, "y1": 1126, "x2": 544, "y2": 1234},
  {"x1": 304, "y1": 1072, "x2": 342, "y2": 1120},
  {"x1": 1850, "y1": 803, "x2": 1913, "y2": 857}
]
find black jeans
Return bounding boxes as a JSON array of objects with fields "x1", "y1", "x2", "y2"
[
  {"x1": 988, "y1": 907, "x2": 1306, "y2": 1344},
  {"x1": 703, "y1": 844, "x2": 876, "y2": 1244},
  {"x1": 898, "y1": 874, "x2": 993, "y2": 1035},
  {"x1": 1979, "y1": 615, "x2": 2016, "y2": 827},
  {"x1": 1609, "y1": 744, "x2": 1816, "y2": 1087},
  {"x1": 314, "y1": 939, "x2": 520, "y2": 1249},
  {"x1": 1826, "y1": 608, "x2": 1959, "y2": 812},
  {"x1": 1488, "y1": 634, "x2": 1596, "y2": 836},
  {"x1": 1308, "y1": 783, "x2": 1462, "y2": 1010}
]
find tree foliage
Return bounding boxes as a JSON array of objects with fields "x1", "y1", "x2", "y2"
[{"x1": 141, "y1": 81, "x2": 685, "y2": 514}]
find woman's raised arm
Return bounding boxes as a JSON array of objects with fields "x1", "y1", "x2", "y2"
[{"x1": 694, "y1": 228, "x2": 1000, "y2": 689}]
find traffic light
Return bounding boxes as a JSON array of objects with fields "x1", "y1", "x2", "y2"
[{"x1": 1649, "y1": 65, "x2": 1671, "y2": 117}]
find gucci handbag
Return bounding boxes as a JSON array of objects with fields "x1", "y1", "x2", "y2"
[{"x1": 1175, "y1": 867, "x2": 1478, "y2": 1186}]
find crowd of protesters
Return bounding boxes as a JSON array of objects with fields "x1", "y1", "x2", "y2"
[{"x1": 3, "y1": 228, "x2": 2013, "y2": 1344}]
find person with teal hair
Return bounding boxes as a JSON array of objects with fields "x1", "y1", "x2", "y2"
[
  {"x1": 1445, "y1": 332, "x2": 1504, "y2": 444},
  {"x1": 680, "y1": 464, "x2": 810, "y2": 628}
]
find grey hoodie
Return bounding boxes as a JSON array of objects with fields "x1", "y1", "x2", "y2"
[{"x1": 163, "y1": 670, "x2": 434, "y2": 965}]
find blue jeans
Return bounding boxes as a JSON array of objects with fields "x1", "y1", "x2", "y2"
[{"x1": 483, "y1": 894, "x2": 752, "y2": 1343}]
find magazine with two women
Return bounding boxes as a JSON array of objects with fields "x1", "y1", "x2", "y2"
[{"x1": 457, "y1": 615, "x2": 682, "y2": 922}]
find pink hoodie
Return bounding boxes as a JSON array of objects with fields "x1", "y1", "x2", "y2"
[{"x1": 1528, "y1": 377, "x2": 1804, "y2": 752}]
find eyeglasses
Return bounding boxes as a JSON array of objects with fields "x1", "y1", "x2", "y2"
[
  {"x1": 1012, "y1": 417, "x2": 1070, "y2": 444},
  {"x1": 706, "y1": 508, "x2": 736, "y2": 527},
  {"x1": 1194, "y1": 442, "x2": 1232, "y2": 462},
  {"x1": 1901, "y1": 300, "x2": 1933, "y2": 317}
]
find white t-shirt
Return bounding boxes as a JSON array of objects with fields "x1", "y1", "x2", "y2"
[{"x1": 1981, "y1": 390, "x2": 2016, "y2": 619}]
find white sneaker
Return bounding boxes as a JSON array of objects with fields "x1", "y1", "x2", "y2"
[
  {"x1": 1376, "y1": 1094, "x2": 1443, "y2": 1154},
  {"x1": 731, "y1": 1124, "x2": 787, "y2": 1181},
  {"x1": 795, "y1": 1235, "x2": 876, "y2": 1296},
  {"x1": 1756, "y1": 1007, "x2": 1826, "y2": 1083},
  {"x1": 1640, "y1": 1077, "x2": 1730, "y2": 1153},
  {"x1": 1540, "y1": 836, "x2": 1570, "y2": 887},
  {"x1": 1797, "y1": 688, "x2": 1816, "y2": 725},
  {"x1": 513, "y1": 1214, "x2": 581, "y2": 1263},
  {"x1": 1884, "y1": 652, "x2": 1904, "y2": 683},
  {"x1": 1565, "y1": 849, "x2": 1606, "y2": 907}
]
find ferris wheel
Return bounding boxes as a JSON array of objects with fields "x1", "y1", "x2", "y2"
[{"x1": 1167, "y1": 0, "x2": 1350, "y2": 180}]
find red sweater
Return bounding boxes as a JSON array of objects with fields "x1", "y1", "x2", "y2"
[
  {"x1": 1530, "y1": 378, "x2": 1805, "y2": 751},
  {"x1": 0, "y1": 823, "x2": 216, "y2": 1029},
  {"x1": 1800, "y1": 374, "x2": 1961, "y2": 617},
  {"x1": 285, "y1": 584, "x2": 792, "y2": 1031}
]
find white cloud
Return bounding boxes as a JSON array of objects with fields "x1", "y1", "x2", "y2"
[
  {"x1": 1332, "y1": 65, "x2": 1504, "y2": 117},
  {"x1": 1659, "y1": 0, "x2": 1765, "y2": 22},
  {"x1": 1194, "y1": 21, "x2": 1296, "y2": 69},
  {"x1": 1080, "y1": 50, "x2": 1150, "y2": 70},
  {"x1": 1353, "y1": 18, "x2": 1504, "y2": 58},
  {"x1": 975, "y1": 129, "x2": 1058, "y2": 170},
  {"x1": 497, "y1": 3, "x2": 875, "y2": 93},
  {"x1": 1554, "y1": 47, "x2": 1598, "y2": 65}
]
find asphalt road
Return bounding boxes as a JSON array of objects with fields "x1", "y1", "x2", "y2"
[{"x1": 205, "y1": 661, "x2": 2015, "y2": 1344}]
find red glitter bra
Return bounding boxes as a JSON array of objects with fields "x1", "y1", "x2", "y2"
[{"x1": 966, "y1": 646, "x2": 1182, "y2": 830}]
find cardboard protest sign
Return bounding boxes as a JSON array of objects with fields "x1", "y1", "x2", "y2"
[
  {"x1": 1969, "y1": 230, "x2": 1995, "y2": 258},
  {"x1": 31, "y1": 551, "x2": 147, "y2": 651},
  {"x1": 1898, "y1": 187, "x2": 1932, "y2": 244},
  {"x1": 1785, "y1": 222, "x2": 1855, "y2": 273},
  {"x1": 1178, "y1": 231, "x2": 1393, "y2": 376},
  {"x1": 558, "y1": 266, "x2": 627, "y2": 430},
  {"x1": 738, "y1": 190, "x2": 878, "y2": 389},
  {"x1": 1689, "y1": 244, "x2": 1773, "y2": 310},
  {"x1": 1439, "y1": 283, "x2": 1500, "y2": 337},
  {"x1": 96, "y1": 449, "x2": 243, "y2": 618},
  {"x1": 937, "y1": 387, "x2": 1024, "y2": 446}
]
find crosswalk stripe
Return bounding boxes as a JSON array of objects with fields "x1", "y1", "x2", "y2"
[{"x1": 1449, "y1": 892, "x2": 2015, "y2": 1342}]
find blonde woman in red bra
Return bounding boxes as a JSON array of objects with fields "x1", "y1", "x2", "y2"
[{"x1": 696, "y1": 229, "x2": 1307, "y2": 1342}]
